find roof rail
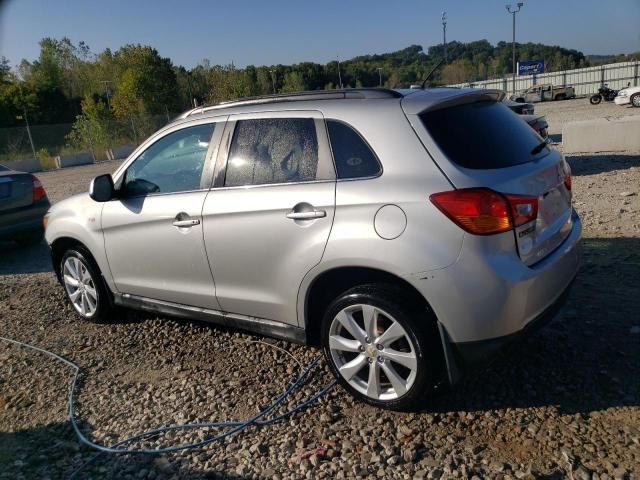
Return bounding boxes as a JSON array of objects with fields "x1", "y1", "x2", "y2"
[{"x1": 178, "y1": 88, "x2": 403, "y2": 119}]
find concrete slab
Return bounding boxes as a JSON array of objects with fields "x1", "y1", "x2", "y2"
[
  {"x1": 1, "y1": 158, "x2": 42, "y2": 172},
  {"x1": 55, "y1": 152, "x2": 94, "y2": 169},
  {"x1": 563, "y1": 115, "x2": 640, "y2": 154}
]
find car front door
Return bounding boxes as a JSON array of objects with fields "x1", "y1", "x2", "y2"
[
  {"x1": 526, "y1": 86, "x2": 542, "y2": 103},
  {"x1": 101, "y1": 118, "x2": 226, "y2": 309},
  {"x1": 201, "y1": 111, "x2": 336, "y2": 325}
]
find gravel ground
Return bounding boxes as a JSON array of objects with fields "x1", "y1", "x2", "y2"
[{"x1": 1, "y1": 108, "x2": 640, "y2": 479}]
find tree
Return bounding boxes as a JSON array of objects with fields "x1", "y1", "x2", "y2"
[{"x1": 281, "y1": 71, "x2": 305, "y2": 92}]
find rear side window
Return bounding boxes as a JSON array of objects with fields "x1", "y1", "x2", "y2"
[
  {"x1": 225, "y1": 118, "x2": 321, "y2": 187},
  {"x1": 420, "y1": 101, "x2": 546, "y2": 169},
  {"x1": 327, "y1": 120, "x2": 381, "y2": 179}
]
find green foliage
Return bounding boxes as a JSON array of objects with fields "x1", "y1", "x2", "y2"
[
  {"x1": 36, "y1": 147, "x2": 57, "y2": 170},
  {"x1": 66, "y1": 96, "x2": 113, "y2": 151},
  {"x1": 0, "y1": 35, "x2": 635, "y2": 136}
]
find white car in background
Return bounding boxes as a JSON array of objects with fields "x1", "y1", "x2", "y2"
[{"x1": 615, "y1": 85, "x2": 640, "y2": 107}]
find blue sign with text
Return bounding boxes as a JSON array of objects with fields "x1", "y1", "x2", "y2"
[{"x1": 518, "y1": 60, "x2": 545, "y2": 76}]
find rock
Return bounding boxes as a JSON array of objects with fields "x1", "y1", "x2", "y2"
[
  {"x1": 619, "y1": 191, "x2": 636, "y2": 197},
  {"x1": 428, "y1": 467, "x2": 443, "y2": 479},
  {"x1": 386, "y1": 455, "x2": 401, "y2": 466}
]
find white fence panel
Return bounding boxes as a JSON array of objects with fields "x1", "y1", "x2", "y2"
[{"x1": 448, "y1": 61, "x2": 639, "y2": 97}]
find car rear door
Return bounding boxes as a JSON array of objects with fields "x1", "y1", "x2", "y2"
[
  {"x1": 101, "y1": 118, "x2": 225, "y2": 309},
  {"x1": 201, "y1": 110, "x2": 336, "y2": 326}
]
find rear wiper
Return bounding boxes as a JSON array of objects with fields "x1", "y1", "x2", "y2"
[{"x1": 530, "y1": 140, "x2": 548, "y2": 155}]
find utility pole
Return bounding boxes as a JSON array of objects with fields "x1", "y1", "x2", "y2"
[
  {"x1": 186, "y1": 73, "x2": 196, "y2": 108},
  {"x1": 337, "y1": 56, "x2": 343, "y2": 89},
  {"x1": 22, "y1": 107, "x2": 37, "y2": 161},
  {"x1": 269, "y1": 69, "x2": 276, "y2": 94},
  {"x1": 100, "y1": 80, "x2": 112, "y2": 110},
  {"x1": 442, "y1": 11, "x2": 447, "y2": 63},
  {"x1": 377, "y1": 68, "x2": 383, "y2": 87},
  {"x1": 505, "y1": 2, "x2": 524, "y2": 96}
]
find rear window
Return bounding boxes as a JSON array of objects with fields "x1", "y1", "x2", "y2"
[{"x1": 420, "y1": 101, "x2": 547, "y2": 169}]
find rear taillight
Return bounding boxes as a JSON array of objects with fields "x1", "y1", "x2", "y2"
[
  {"x1": 562, "y1": 160, "x2": 572, "y2": 191},
  {"x1": 505, "y1": 194, "x2": 539, "y2": 226},
  {"x1": 430, "y1": 188, "x2": 538, "y2": 235},
  {"x1": 32, "y1": 176, "x2": 46, "y2": 202}
]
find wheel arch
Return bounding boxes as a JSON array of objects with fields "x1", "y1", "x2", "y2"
[{"x1": 302, "y1": 265, "x2": 451, "y2": 384}]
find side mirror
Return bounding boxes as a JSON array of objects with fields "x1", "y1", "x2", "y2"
[{"x1": 89, "y1": 174, "x2": 115, "y2": 202}]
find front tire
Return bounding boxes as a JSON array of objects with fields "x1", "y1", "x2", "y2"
[
  {"x1": 631, "y1": 93, "x2": 640, "y2": 108},
  {"x1": 60, "y1": 247, "x2": 112, "y2": 323},
  {"x1": 321, "y1": 284, "x2": 439, "y2": 410},
  {"x1": 590, "y1": 94, "x2": 602, "y2": 105}
]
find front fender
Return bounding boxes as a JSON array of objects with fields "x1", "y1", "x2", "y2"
[{"x1": 45, "y1": 194, "x2": 115, "y2": 292}]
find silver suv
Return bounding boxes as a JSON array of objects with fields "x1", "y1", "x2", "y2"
[{"x1": 45, "y1": 88, "x2": 581, "y2": 410}]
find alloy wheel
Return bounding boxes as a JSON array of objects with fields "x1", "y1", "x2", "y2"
[
  {"x1": 63, "y1": 256, "x2": 98, "y2": 317},
  {"x1": 328, "y1": 304, "x2": 417, "y2": 401}
]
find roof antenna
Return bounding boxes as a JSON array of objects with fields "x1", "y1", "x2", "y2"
[{"x1": 420, "y1": 58, "x2": 444, "y2": 89}]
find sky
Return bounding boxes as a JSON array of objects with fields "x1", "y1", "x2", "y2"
[{"x1": 0, "y1": 0, "x2": 639, "y2": 69}]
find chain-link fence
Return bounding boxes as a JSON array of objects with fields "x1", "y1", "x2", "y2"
[{"x1": 0, "y1": 113, "x2": 177, "y2": 171}]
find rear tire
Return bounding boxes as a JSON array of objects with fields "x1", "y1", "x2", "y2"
[
  {"x1": 60, "y1": 247, "x2": 112, "y2": 323},
  {"x1": 555, "y1": 94, "x2": 566, "y2": 101},
  {"x1": 590, "y1": 94, "x2": 602, "y2": 105},
  {"x1": 321, "y1": 284, "x2": 439, "y2": 411},
  {"x1": 631, "y1": 93, "x2": 640, "y2": 108}
]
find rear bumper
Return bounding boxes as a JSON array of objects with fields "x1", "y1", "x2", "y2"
[
  {"x1": 0, "y1": 201, "x2": 49, "y2": 240},
  {"x1": 452, "y1": 275, "x2": 574, "y2": 365},
  {"x1": 407, "y1": 209, "x2": 581, "y2": 346}
]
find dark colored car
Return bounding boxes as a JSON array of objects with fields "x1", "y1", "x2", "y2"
[
  {"x1": 0, "y1": 164, "x2": 50, "y2": 246},
  {"x1": 503, "y1": 97, "x2": 535, "y2": 115},
  {"x1": 520, "y1": 114, "x2": 550, "y2": 141}
]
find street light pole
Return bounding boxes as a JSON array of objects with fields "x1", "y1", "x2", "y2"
[
  {"x1": 442, "y1": 12, "x2": 447, "y2": 63},
  {"x1": 337, "y1": 56, "x2": 343, "y2": 89},
  {"x1": 269, "y1": 69, "x2": 276, "y2": 94},
  {"x1": 377, "y1": 68, "x2": 383, "y2": 87},
  {"x1": 505, "y1": 2, "x2": 524, "y2": 96}
]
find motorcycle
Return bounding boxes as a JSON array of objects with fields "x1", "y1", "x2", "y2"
[{"x1": 590, "y1": 84, "x2": 618, "y2": 105}]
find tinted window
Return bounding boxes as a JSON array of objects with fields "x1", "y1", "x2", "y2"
[
  {"x1": 123, "y1": 123, "x2": 215, "y2": 195},
  {"x1": 225, "y1": 118, "x2": 319, "y2": 187},
  {"x1": 327, "y1": 121, "x2": 381, "y2": 179},
  {"x1": 0, "y1": 165, "x2": 9, "y2": 171},
  {"x1": 420, "y1": 101, "x2": 547, "y2": 169}
]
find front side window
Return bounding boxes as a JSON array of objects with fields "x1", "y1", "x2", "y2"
[
  {"x1": 224, "y1": 118, "x2": 320, "y2": 187},
  {"x1": 123, "y1": 123, "x2": 215, "y2": 196},
  {"x1": 326, "y1": 120, "x2": 381, "y2": 179}
]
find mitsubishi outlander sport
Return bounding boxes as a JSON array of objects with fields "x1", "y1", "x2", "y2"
[{"x1": 45, "y1": 88, "x2": 581, "y2": 410}]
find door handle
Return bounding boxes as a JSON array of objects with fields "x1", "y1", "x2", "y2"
[
  {"x1": 286, "y1": 210, "x2": 326, "y2": 220},
  {"x1": 172, "y1": 218, "x2": 200, "y2": 227}
]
